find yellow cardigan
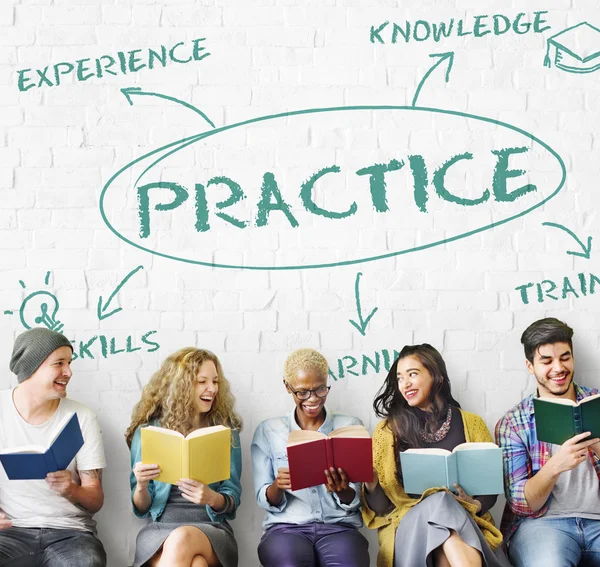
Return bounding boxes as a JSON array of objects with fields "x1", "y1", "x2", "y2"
[{"x1": 361, "y1": 409, "x2": 503, "y2": 567}]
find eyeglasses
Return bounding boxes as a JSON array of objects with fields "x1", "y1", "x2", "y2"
[{"x1": 285, "y1": 382, "x2": 331, "y2": 401}]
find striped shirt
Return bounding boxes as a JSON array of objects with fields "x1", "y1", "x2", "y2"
[{"x1": 495, "y1": 383, "x2": 600, "y2": 543}]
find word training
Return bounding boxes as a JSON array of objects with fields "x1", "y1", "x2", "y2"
[{"x1": 516, "y1": 273, "x2": 600, "y2": 305}]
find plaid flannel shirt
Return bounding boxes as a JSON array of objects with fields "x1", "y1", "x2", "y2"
[{"x1": 495, "y1": 383, "x2": 600, "y2": 545}]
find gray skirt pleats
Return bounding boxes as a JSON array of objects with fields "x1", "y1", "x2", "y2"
[{"x1": 394, "y1": 491, "x2": 511, "y2": 567}]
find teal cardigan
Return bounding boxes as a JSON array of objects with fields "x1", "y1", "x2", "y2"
[{"x1": 129, "y1": 422, "x2": 242, "y2": 522}]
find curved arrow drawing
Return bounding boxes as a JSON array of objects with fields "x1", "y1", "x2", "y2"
[
  {"x1": 349, "y1": 272, "x2": 379, "y2": 336},
  {"x1": 121, "y1": 87, "x2": 216, "y2": 129},
  {"x1": 412, "y1": 52, "x2": 455, "y2": 107},
  {"x1": 542, "y1": 222, "x2": 592, "y2": 259},
  {"x1": 97, "y1": 265, "x2": 145, "y2": 321}
]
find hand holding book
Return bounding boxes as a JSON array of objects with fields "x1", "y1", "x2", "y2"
[
  {"x1": 453, "y1": 483, "x2": 482, "y2": 513},
  {"x1": 176, "y1": 478, "x2": 224, "y2": 509},
  {"x1": 133, "y1": 462, "x2": 161, "y2": 489},
  {"x1": 547, "y1": 431, "x2": 599, "y2": 476},
  {"x1": 45, "y1": 470, "x2": 76, "y2": 498},
  {"x1": 324, "y1": 467, "x2": 356, "y2": 504}
]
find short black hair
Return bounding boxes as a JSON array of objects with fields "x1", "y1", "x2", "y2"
[{"x1": 521, "y1": 317, "x2": 574, "y2": 363}]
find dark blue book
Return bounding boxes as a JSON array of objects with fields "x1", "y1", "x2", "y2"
[{"x1": 0, "y1": 413, "x2": 84, "y2": 480}]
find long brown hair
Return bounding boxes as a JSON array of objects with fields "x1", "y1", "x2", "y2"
[
  {"x1": 373, "y1": 344, "x2": 460, "y2": 478},
  {"x1": 125, "y1": 347, "x2": 242, "y2": 447}
]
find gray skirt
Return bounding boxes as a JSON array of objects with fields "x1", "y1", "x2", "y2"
[
  {"x1": 394, "y1": 491, "x2": 511, "y2": 567},
  {"x1": 133, "y1": 490, "x2": 238, "y2": 567}
]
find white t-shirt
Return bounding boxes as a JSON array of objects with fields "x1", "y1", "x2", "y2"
[{"x1": 0, "y1": 390, "x2": 106, "y2": 533}]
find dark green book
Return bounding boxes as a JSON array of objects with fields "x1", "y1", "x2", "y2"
[{"x1": 533, "y1": 394, "x2": 600, "y2": 445}]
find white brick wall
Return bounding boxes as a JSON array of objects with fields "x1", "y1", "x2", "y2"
[{"x1": 2, "y1": 2, "x2": 600, "y2": 565}]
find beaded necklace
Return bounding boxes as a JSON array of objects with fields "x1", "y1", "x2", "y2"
[{"x1": 420, "y1": 406, "x2": 452, "y2": 443}]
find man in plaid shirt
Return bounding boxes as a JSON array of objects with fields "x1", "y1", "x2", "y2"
[{"x1": 495, "y1": 318, "x2": 600, "y2": 567}]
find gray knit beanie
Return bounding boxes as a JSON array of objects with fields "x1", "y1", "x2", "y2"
[{"x1": 10, "y1": 327, "x2": 73, "y2": 383}]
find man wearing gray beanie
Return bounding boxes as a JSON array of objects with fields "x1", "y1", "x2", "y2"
[{"x1": 0, "y1": 328, "x2": 107, "y2": 566}]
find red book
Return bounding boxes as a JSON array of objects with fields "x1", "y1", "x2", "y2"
[{"x1": 286, "y1": 425, "x2": 373, "y2": 491}]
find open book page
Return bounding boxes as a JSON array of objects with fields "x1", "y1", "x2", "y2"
[
  {"x1": 453, "y1": 442, "x2": 498, "y2": 452},
  {"x1": 287, "y1": 429, "x2": 326, "y2": 446},
  {"x1": 402, "y1": 448, "x2": 451, "y2": 456},
  {"x1": 186, "y1": 424, "x2": 229, "y2": 440},
  {"x1": 328, "y1": 425, "x2": 370, "y2": 438},
  {"x1": 0, "y1": 444, "x2": 46, "y2": 454},
  {"x1": 143, "y1": 425, "x2": 185, "y2": 438},
  {"x1": 580, "y1": 393, "x2": 600, "y2": 405}
]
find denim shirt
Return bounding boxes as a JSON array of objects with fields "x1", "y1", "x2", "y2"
[
  {"x1": 129, "y1": 422, "x2": 242, "y2": 523},
  {"x1": 251, "y1": 407, "x2": 363, "y2": 530}
]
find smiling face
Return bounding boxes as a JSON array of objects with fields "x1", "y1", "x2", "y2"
[
  {"x1": 193, "y1": 359, "x2": 219, "y2": 414},
  {"x1": 286, "y1": 368, "x2": 328, "y2": 422},
  {"x1": 26, "y1": 346, "x2": 73, "y2": 400},
  {"x1": 527, "y1": 341, "x2": 575, "y2": 399},
  {"x1": 396, "y1": 355, "x2": 435, "y2": 411}
]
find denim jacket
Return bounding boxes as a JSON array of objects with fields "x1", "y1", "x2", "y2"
[
  {"x1": 251, "y1": 407, "x2": 363, "y2": 530},
  {"x1": 129, "y1": 421, "x2": 242, "y2": 522}
]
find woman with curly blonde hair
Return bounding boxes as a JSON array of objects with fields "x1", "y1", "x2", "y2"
[{"x1": 126, "y1": 347, "x2": 243, "y2": 567}]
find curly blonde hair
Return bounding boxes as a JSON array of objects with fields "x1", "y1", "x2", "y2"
[
  {"x1": 284, "y1": 348, "x2": 329, "y2": 384},
  {"x1": 125, "y1": 347, "x2": 242, "y2": 447}
]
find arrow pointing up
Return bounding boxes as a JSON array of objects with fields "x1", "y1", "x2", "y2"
[{"x1": 412, "y1": 52, "x2": 455, "y2": 107}]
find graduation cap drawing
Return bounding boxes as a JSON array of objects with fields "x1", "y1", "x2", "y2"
[{"x1": 544, "y1": 22, "x2": 600, "y2": 73}]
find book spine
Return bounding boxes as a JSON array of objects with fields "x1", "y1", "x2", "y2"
[
  {"x1": 45, "y1": 449, "x2": 59, "y2": 473},
  {"x1": 573, "y1": 406, "x2": 583, "y2": 435},
  {"x1": 325, "y1": 438, "x2": 334, "y2": 471},
  {"x1": 182, "y1": 439, "x2": 190, "y2": 479}
]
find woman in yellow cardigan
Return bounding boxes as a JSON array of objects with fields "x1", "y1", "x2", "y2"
[{"x1": 362, "y1": 344, "x2": 510, "y2": 567}]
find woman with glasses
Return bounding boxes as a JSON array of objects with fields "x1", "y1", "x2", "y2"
[
  {"x1": 362, "y1": 344, "x2": 509, "y2": 567},
  {"x1": 251, "y1": 348, "x2": 370, "y2": 567}
]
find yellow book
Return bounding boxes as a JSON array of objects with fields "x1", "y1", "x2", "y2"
[{"x1": 141, "y1": 425, "x2": 231, "y2": 485}]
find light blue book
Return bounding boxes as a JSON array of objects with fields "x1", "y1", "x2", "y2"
[{"x1": 400, "y1": 442, "x2": 504, "y2": 496}]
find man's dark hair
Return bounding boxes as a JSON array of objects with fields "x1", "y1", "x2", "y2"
[{"x1": 521, "y1": 317, "x2": 574, "y2": 363}]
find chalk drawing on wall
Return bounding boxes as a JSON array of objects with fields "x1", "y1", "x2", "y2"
[
  {"x1": 97, "y1": 265, "x2": 144, "y2": 321},
  {"x1": 543, "y1": 22, "x2": 600, "y2": 73},
  {"x1": 542, "y1": 222, "x2": 593, "y2": 260},
  {"x1": 3, "y1": 267, "x2": 157, "y2": 360},
  {"x1": 349, "y1": 272, "x2": 378, "y2": 337},
  {"x1": 100, "y1": 52, "x2": 567, "y2": 271},
  {"x1": 4, "y1": 271, "x2": 65, "y2": 333}
]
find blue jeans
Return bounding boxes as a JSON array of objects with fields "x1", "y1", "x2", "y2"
[
  {"x1": 509, "y1": 516, "x2": 600, "y2": 567},
  {"x1": 0, "y1": 527, "x2": 106, "y2": 567}
]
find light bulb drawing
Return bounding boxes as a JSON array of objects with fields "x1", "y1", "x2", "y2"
[
  {"x1": 3, "y1": 271, "x2": 66, "y2": 333},
  {"x1": 19, "y1": 290, "x2": 64, "y2": 333}
]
